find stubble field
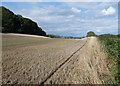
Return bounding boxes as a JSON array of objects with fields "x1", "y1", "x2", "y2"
[{"x1": 2, "y1": 33, "x2": 112, "y2": 84}]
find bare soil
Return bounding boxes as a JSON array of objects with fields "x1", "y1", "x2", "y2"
[{"x1": 2, "y1": 34, "x2": 112, "y2": 84}]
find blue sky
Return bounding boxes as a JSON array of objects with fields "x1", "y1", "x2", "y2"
[{"x1": 2, "y1": 2, "x2": 119, "y2": 37}]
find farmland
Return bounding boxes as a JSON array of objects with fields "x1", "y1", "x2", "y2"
[
  {"x1": 2, "y1": 33, "x2": 113, "y2": 84},
  {"x1": 1, "y1": 3, "x2": 119, "y2": 85}
]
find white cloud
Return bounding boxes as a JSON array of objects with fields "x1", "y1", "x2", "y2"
[
  {"x1": 96, "y1": 29, "x2": 101, "y2": 32},
  {"x1": 71, "y1": 7, "x2": 81, "y2": 13},
  {"x1": 17, "y1": 2, "x2": 118, "y2": 36},
  {"x1": 67, "y1": 15, "x2": 75, "y2": 18},
  {"x1": 102, "y1": 6, "x2": 116, "y2": 15}
]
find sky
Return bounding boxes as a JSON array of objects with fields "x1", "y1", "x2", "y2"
[{"x1": 2, "y1": 2, "x2": 119, "y2": 37}]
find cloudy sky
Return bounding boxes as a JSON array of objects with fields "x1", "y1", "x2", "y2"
[{"x1": 2, "y1": 2, "x2": 119, "y2": 37}]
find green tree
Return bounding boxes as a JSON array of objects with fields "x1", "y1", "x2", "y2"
[
  {"x1": 1, "y1": 6, "x2": 46, "y2": 36},
  {"x1": 86, "y1": 31, "x2": 96, "y2": 37}
]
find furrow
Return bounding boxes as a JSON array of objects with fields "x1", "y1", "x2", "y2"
[{"x1": 39, "y1": 40, "x2": 88, "y2": 85}]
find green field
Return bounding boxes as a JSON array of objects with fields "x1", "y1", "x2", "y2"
[{"x1": 98, "y1": 35, "x2": 120, "y2": 84}]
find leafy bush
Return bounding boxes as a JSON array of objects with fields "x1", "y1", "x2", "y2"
[
  {"x1": 46, "y1": 34, "x2": 61, "y2": 38},
  {"x1": 98, "y1": 34, "x2": 120, "y2": 84},
  {"x1": 86, "y1": 31, "x2": 96, "y2": 37}
]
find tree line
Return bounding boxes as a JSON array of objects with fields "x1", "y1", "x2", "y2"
[{"x1": 0, "y1": 6, "x2": 46, "y2": 36}]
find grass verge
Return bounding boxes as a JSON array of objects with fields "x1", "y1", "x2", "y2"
[{"x1": 98, "y1": 35, "x2": 120, "y2": 85}]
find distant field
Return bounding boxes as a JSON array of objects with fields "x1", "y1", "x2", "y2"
[{"x1": 2, "y1": 34, "x2": 53, "y2": 47}]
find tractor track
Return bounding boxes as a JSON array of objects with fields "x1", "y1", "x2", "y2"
[{"x1": 39, "y1": 40, "x2": 88, "y2": 85}]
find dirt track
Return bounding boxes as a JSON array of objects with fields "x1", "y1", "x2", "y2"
[{"x1": 2, "y1": 34, "x2": 112, "y2": 84}]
